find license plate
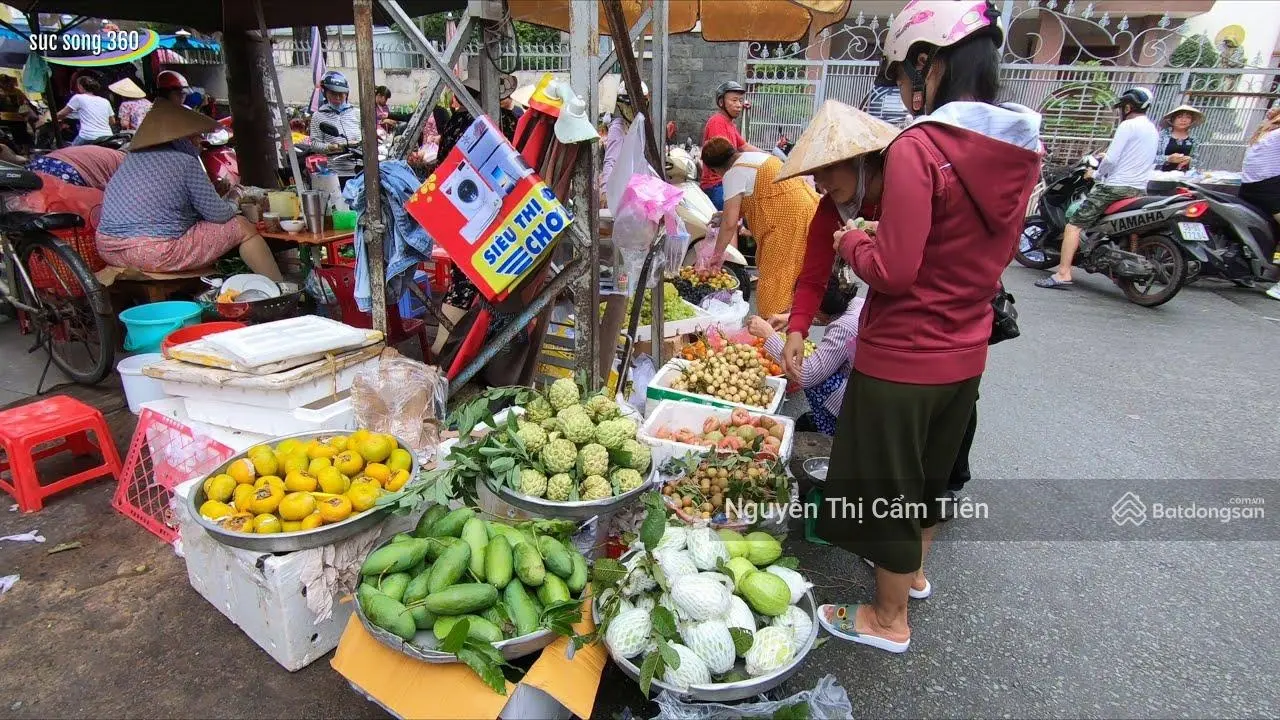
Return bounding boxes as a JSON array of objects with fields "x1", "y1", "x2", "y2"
[{"x1": 1178, "y1": 222, "x2": 1209, "y2": 243}]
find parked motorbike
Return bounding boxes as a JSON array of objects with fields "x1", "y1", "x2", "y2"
[
  {"x1": 1172, "y1": 183, "x2": 1279, "y2": 288},
  {"x1": 1016, "y1": 153, "x2": 1208, "y2": 307},
  {"x1": 201, "y1": 117, "x2": 239, "y2": 191},
  {"x1": 665, "y1": 146, "x2": 752, "y2": 300}
]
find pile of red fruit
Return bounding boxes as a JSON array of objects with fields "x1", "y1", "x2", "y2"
[{"x1": 650, "y1": 407, "x2": 784, "y2": 456}]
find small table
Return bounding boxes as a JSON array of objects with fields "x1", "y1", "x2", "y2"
[{"x1": 260, "y1": 228, "x2": 356, "y2": 272}]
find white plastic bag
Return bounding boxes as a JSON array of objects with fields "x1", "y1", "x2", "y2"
[
  {"x1": 699, "y1": 291, "x2": 749, "y2": 327},
  {"x1": 650, "y1": 674, "x2": 853, "y2": 720},
  {"x1": 606, "y1": 112, "x2": 656, "y2": 212}
]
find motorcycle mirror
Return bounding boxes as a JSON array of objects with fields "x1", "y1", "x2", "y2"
[{"x1": 319, "y1": 121, "x2": 342, "y2": 138}]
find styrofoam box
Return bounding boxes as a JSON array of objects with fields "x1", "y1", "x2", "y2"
[
  {"x1": 643, "y1": 359, "x2": 786, "y2": 417},
  {"x1": 173, "y1": 479, "x2": 413, "y2": 672},
  {"x1": 637, "y1": 399, "x2": 796, "y2": 469},
  {"x1": 182, "y1": 392, "x2": 356, "y2": 437},
  {"x1": 157, "y1": 356, "x2": 377, "y2": 410},
  {"x1": 139, "y1": 397, "x2": 273, "y2": 453},
  {"x1": 631, "y1": 298, "x2": 716, "y2": 342}
]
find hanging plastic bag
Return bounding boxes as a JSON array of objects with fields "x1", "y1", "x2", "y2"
[
  {"x1": 606, "y1": 112, "x2": 656, "y2": 212},
  {"x1": 350, "y1": 349, "x2": 448, "y2": 462},
  {"x1": 650, "y1": 674, "x2": 853, "y2": 720},
  {"x1": 614, "y1": 174, "x2": 684, "y2": 296}
]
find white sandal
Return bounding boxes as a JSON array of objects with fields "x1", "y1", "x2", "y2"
[
  {"x1": 862, "y1": 557, "x2": 933, "y2": 599},
  {"x1": 817, "y1": 603, "x2": 911, "y2": 654}
]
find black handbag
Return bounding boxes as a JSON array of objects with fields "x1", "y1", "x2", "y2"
[{"x1": 989, "y1": 283, "x2": 1020, "y2": 345}]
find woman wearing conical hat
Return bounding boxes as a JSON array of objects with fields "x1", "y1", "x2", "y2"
[{"x1": 1156, "y1": 104, "x2": 1203, "y2": 172}]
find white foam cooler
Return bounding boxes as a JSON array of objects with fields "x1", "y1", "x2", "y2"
[{"x1": 181, "y1": 392, "x2": 356, "y2": 437}]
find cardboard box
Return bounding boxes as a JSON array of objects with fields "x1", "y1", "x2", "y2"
[{"x1": 331, "y1": 605, "x2": 607, "y2": 719}]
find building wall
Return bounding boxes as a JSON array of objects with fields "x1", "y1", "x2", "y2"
[
  {"x1": 1182, "y1": 0, "x2": 1280, "y2": 67},
  {"x1": 664, "y1": 32, "x2": 744, "y2": 142}
]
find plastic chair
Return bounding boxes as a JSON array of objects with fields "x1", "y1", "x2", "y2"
[
  {"x1": 314, "y1": 266, "x2": 431, "y2": 361},
  {"x1": 0, "y1": 395, "x2": 123, "y2": 512}
]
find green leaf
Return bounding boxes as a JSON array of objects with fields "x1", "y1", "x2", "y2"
[
  {"x1": 772, "y1": 701, "x2": 811, "y2": 720},
  {"x1": 640, "y1": 506, "x2": 666, "y2": 549},
  {"x1": 539, "y1": 599, "x2": 583, "y2": 637},
  {"x1": 491, "y1": 457, "x2": 516, "y2": 473},
  {"x1": 638, "y1": 651, "x2": 661, "y2": 697},
  {"x1": 441, "y1": 618, "x2": 471, "y2": 654},
  {"x1": 812, "y1": 636, "x2": 828, "y2": 650},
  {"x1": 457, "y1": 646, "x2": 508, "y2": 696},
  {"x1": 729, "y1": 627, "x2": 754, "y2": 655},
  {"x1": 773, "y1": 556, "x2": 800, "y2": 570},
  {"x1": 657, "y1": 638, "x2": 680, "y2": 670},
  {"x1": 590, "y1": 558, "x2": 627, "y2": 590},
  {"x1": 650, "y1": 606, "x2": 678, "y2": 641}
]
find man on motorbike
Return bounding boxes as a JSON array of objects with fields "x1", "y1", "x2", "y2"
[
  {"x1": 700, "y1": 80, "x2": 763, "y2": 210},
  {"x1": 309, "y1": 71, "x2": 362, "y2": 176},
  {"x1": 1037, "y1": 87, "x2": 1159, "y2": 289}
]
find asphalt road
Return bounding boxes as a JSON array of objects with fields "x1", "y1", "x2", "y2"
[{"x1": 2, "y1": 266, "x2": 1278, "y2": 719}]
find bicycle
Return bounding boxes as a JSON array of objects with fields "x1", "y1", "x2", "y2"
[{"x1": 0, "y1": 162, "x2": 115, "y2": 391}]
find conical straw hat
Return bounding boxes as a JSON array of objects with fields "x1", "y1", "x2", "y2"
[
  {"x1": 776, "y1": 99, "x2": 901, "y2": 181},
  {"x1": 108, "y1": 78, "x2": 146, "y2": 99},
  {"x1": 129, "y1": 100, "x2": 216, "y2": 151},
  {"x1": 1161, "y1": 104, "x2": 1204, "y2": 128}
]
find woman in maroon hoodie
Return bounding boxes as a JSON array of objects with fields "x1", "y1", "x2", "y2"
[{"x1": 794, "y1": 0, "x2": 1042, "y2": 653}]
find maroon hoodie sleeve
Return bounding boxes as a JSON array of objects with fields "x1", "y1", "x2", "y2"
[
  {"x1": 841, "y1": 136, "x2": 937, "y2": 295},
  {"x1": 787, "y1": 196, "x2": 841, "y2": 336}
]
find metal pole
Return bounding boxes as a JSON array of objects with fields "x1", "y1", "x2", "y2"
[
  {"x1": 569, "y1": 0, "x2": 601, "y2": 390},
  {"x1": 354, "y1": 0, "x2": 388, "y2": 334},
  {"x1": 597, "y1": 7, "x2": 652, "y2": 81},
  {"x1": 603, "y1": 0, "x2": 664, "y2": 179},
  {"x1": 648, "y1": 0, "x2": 669, "y2": 368},
  {"x1": 1000, "y1": 0, "x2": 1014, "y2": 54},
  {"x1": 475, "y1": 5, "x2": 502, "y2": 122},
  {"x1": 389, "y1": 14, "x2": 473, "y2": 160},
  {"x1": 252, "y1": 0, "x2": 307, "y2": 195},
  {"x1": 380, "y1": 0, "x2": 485, "y2": 120}
]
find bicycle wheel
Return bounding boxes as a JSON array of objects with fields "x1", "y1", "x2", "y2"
[{"x1": 16, "y1": 232, "x2": 116, "y2": 384}]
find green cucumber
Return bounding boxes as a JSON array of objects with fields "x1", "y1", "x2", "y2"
[
  {"x1": 413, "y1": 504, "x2": 450, "y2": 537},
  {"x1": 427, "y1": 539, "x2": 471, "y2": 594},
  {"x1": 536, "y1": 573, "x2": 571, "y2": 606},
  {"x1": 364, "y1": 592, "x2": 416, "y2": 640},
  {"x1": 565, "y1": 549, "x2": 588, "y2": 594},
  {"x1": 376, "y1": 572, "x2": 412, "y2": 602},
  {"x1": 537, "y1": 535, "x2": 573, "y2": 579},
  {"x1": 514, "y1": 541, "x2": 545, "y2": 587},
  {"x1": 485, "y1": 535, "x2": 514, "y2": 590},
  {"x1": 432, "y1": 614, "x2": 504, "y2": 644},
  {"x1": 503, "y1": 580, "x2": 540, "y2": 637},
  {"x1": 361, "y1": 539, "x2": 428, "y2": 576},
  {"x1": 461, "y1": 518, "x2": 489, "y2": 582},
  {"x1": 422, "y1": 583, "x2": 499, "y2": 615},
  {"x1": 427, "y1": 507, "x2": 475, "y2": 538},
  {"x1": 424, "y1": 536, "x2": 461, "y2": 562}
]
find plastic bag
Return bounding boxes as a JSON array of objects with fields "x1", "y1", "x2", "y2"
[
  {"x1": 620, "y1": 353, "x2": 656, "y2": 412},
  {"x1": 350, "y1": 349, "x2": 448, "y2": 462},
  {"x1": 651, "y1": 675, "x2": 853, "y2": 720},
  {"x1": 664, "y1": 220, "x2": 692, "y2": 278},
  {"x1": 606, "y1": 112, "x2": 655, "y2": 212},
  {"x1": 699, "y1": 291, "x2": 749, "y2": 327}
]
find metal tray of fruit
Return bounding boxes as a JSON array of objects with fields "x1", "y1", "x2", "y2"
[
  {"x1": 490, "y1": 464, "x2": 659, "y2": 521},
  {"x1": 189, "y1": 430, "x2": 416, "y2": 553},
  {"x1": 353, "y1": 538, "x2": 558, "y2": 663},
  {"x1": 595, "y1": 589, "x2": 820, "y2": 702}
]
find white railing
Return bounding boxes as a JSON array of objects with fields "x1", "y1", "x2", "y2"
[{"x1": 269, "y1": 37, "x2": 571, "y2": 73}]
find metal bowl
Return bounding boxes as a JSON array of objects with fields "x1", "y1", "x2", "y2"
[
  {"x1": 198, "y1": 282, "x2": 304, "y2": 324},
  {"x1": 801, "y1": 457, "x2": 829, "y2": 485},
  {"x1": 189, "y1": 430, "x2": 417, "y2": 553},
  {"x1": 596, "y1": 586, "x2": 821, "y2": 702},
  {"x1": 491, "y1": 465, "x2": 657, "y2": 521},
  {"x1": 353, "y1": 535, "x2": 559, "y2": 663}
]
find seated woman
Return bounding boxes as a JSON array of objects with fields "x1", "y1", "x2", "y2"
[
  {"x1": 96, "y1": 101, "x2": 281, "y2": 280},
  {"x1": 748, "y1": 277, "x2": 864, "y2": 436},
  {"x1": 697, "y1": 135, "x2": 820, "y2": 318},
  {"x1": 28, "y1": 145, "x2": 125, "y2": 189}
]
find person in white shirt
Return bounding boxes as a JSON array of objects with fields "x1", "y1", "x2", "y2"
[
  {"x1": 1038, "y1": 87, "x2": 1159, "y2": 289},
  {"x1": 58, "y1": 76, "x2": 116, "y2": 146},
  {"x1": 1240, "y1": 108, "x2": 1280, "y2": 300}
]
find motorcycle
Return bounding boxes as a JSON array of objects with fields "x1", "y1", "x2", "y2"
[
  {"x1": 1016, "y1": 153, "x2": 1208, "y2": 307},
  {"x1": 665, "y1": 146, "x2": 752, "y2": 300},
  {"x1": 1172, "y1": 182, "x2": 1278, "y2": 288}
]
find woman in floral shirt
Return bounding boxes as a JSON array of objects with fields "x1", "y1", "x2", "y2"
[{"x1": 109, "y1": 78, "x2": 152, "y2": 132}]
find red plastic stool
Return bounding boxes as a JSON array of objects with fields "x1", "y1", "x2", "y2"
[{"x1": 0, "y1": 395, "x2": 123, "y2": 512}]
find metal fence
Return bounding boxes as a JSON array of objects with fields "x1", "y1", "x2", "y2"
[{"x1": 268, "y1": 36, "x2": 571, "y2": 73}]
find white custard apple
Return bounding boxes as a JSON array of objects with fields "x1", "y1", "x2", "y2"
[
  {"x1": 670, "y1": 573, "x2": 732, "y2": 621},
  {"x1": 658, "y1": 591, "x2": 692, "y2": 621},
  {"x1": 680, "y1": 619, "x2": 736, "y2": 674},
  {"x1": 686, "y1": 526, "x2": 730, "y2": 571},
  {"x1": 604, "y1": 607, "x2": 652, "y2": 659},
  {"x1": 515, "y1": 421, "x2": 547, "y2": 454},
  {"x1": 771, "y1": 604, "x2": 814, "y2": 654},
  {"x1": 561, "y1": 410, "x2": 597, "y2": 445},
  {"x1": 540, "y1": 438, "x2": 578, "y2": 474},
  {"x1": 594, "y1": 417, "x2": 637, "y2": 450},
  {"x1": 617, "y1": 438, "x2": 651, "y2": 473},
  {"x1": 524, "y1": 395, "x2": 553, "y2": 423},
  {"x1": 584, "y1": 394, "x2": 620, "y2": 422},
  {"x1": 631, "y1": 594, "x2": 656, "y2": 613},
  {"x1": 654, "y1": 548, "x2": 699, "y2": 580},
  {"x1": 581, "y1": 475, "x2": 612, "y2": 500},
  {"x1": 546, "y1": 473, "x2": 573, "y2": 502},
  {"x1": 622, "y1": 557, "x2": 658, "y2": 597},
  {"x1": 765, "y1": 565, "x2": 813, "y2": 605},
  {"x1": 662, "y1": 643, "x2": 711, "y2": 689},
  {"x1": 744, "y1": 626, "x2": 795, "y2": 677},
  {"x1": 724, "y1": 595, "x2": 757, "y2": 635},
  {"x1": 612, "y1": 468, "x2": 645, "y2": 494},
  {"x1": 653, "y1": 525, "x2": 688, "y2": 552},
  {"x1": 547, "y1": 378, "x2": 580, "y2": 411},
  {"x1": 518, "y1": 468, "x2": 548, "y2": 498},
  {"x1": 576, "y1": 443, "x2": 609, "y2": 477}
]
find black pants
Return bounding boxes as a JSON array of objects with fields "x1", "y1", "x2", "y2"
[
  {"x1": 948, "y1": 401, "x2": 977, "y2": 493},
  {"x1": 816, "y1": 371, "x2": 981, "y2": 574}
]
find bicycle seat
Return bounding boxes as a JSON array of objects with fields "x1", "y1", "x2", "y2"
[{"x1": 0, "y1": 164, "x2": 42, "y2": 192}]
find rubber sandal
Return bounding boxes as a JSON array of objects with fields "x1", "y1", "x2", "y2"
[
  {"x1": 817, "y1": 604, "x2": 911, "y2": 654},
  {"x1": 1035, "y1": 275, "x2": 1074, "y2": 289},
  {"x1": 862, "y1": 557, "x2": 932, "y2": 599}
]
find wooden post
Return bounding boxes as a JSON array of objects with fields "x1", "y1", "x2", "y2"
[
  {"x1": 353, "y1": 0, "x2": 388, "y2": 334},
  {"x1": 222, "y1": 0, "x2": 281, "y2": 188},
  {"x1": 569, "y1": 0, "x2": 601, "y2": 390}
]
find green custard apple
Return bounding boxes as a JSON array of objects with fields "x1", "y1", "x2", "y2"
[
  {"x1": 561, "y1": 410, "x2": 597, "y2": 445},
  {"x1": 524, "y1": 394, "x2": 554, "y2": 423},
  {"x1": 612, "y1": 468, "x2": 645, "y2": 494},
  {"x1": 617, "y1": 438, "x2": 651, "y2": 473},
  {"x1": 576, "y1": 443, "x2": 609, "y2": 477},
  {"x1": 580, "y1": 475, "x2": 612, "y2": 501},
  {"x1": 594, "y1": 417, "x2": 637, "y2": 450},
  {"x1": 547, "y1": 377, "x2": 580, "y2": 412},
  {"x1": 541, "y1": 438, "x2": 578, "y2": 475},
  {"x1": 546, "y1": 473, "x2": 573, "y2": 502},
  {"x1": 516, "y1": 421, "x2": 548, "y2": 454},
  {"x1": 518, "y1": 468, "x2": 548, "y2": 498},
  {"x1": 584, "y1": 394, "x2": 620, "y2": 422}
]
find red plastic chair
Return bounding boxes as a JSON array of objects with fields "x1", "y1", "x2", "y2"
[
  {"x1": 0, "y1": 395, "x2": 123, "y2": 512},
  {"x1": 314, "y1": 266, "x2": 431, "y2": 361}
]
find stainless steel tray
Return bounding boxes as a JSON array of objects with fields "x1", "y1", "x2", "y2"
[
  {"x1": 353, "y1": 536, "x2": 558, "y2": 663},
  {"x1": 189, "y1": 430, "x2": 416, "y2": 553},
  {"x1": 491, "y1": 465, "x2": 656, "y2": 521}
]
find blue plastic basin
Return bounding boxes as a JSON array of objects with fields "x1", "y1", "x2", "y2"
[{"x1": 119, "y1": 301, "x2": 203, "y2": 353}]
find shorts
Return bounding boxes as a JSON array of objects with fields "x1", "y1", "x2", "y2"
[
  {"x1": 97, "y1": 219, "x2": 250, "y2": 272},
  {"x1": 705, "y1": 183, "x2": 724, "y2": 211},
  {"x1": 1067, "y1": 183, "x2": 1142, "y2": 228}
]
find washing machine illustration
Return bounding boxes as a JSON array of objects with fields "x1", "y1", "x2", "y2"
[{"x1": 440, "y1": 158, "x2": 502, "y2": 244}]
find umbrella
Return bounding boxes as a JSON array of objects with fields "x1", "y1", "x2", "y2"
[
  {"x1": 508, "y1": 0, "x2": 850, "y2": 42},
  {"x1": 309, "y1": 26, "x2": 324, "y2": 113},
  {"x1": 158, "y1": 34, "x2": 220, "y2": 51}
]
